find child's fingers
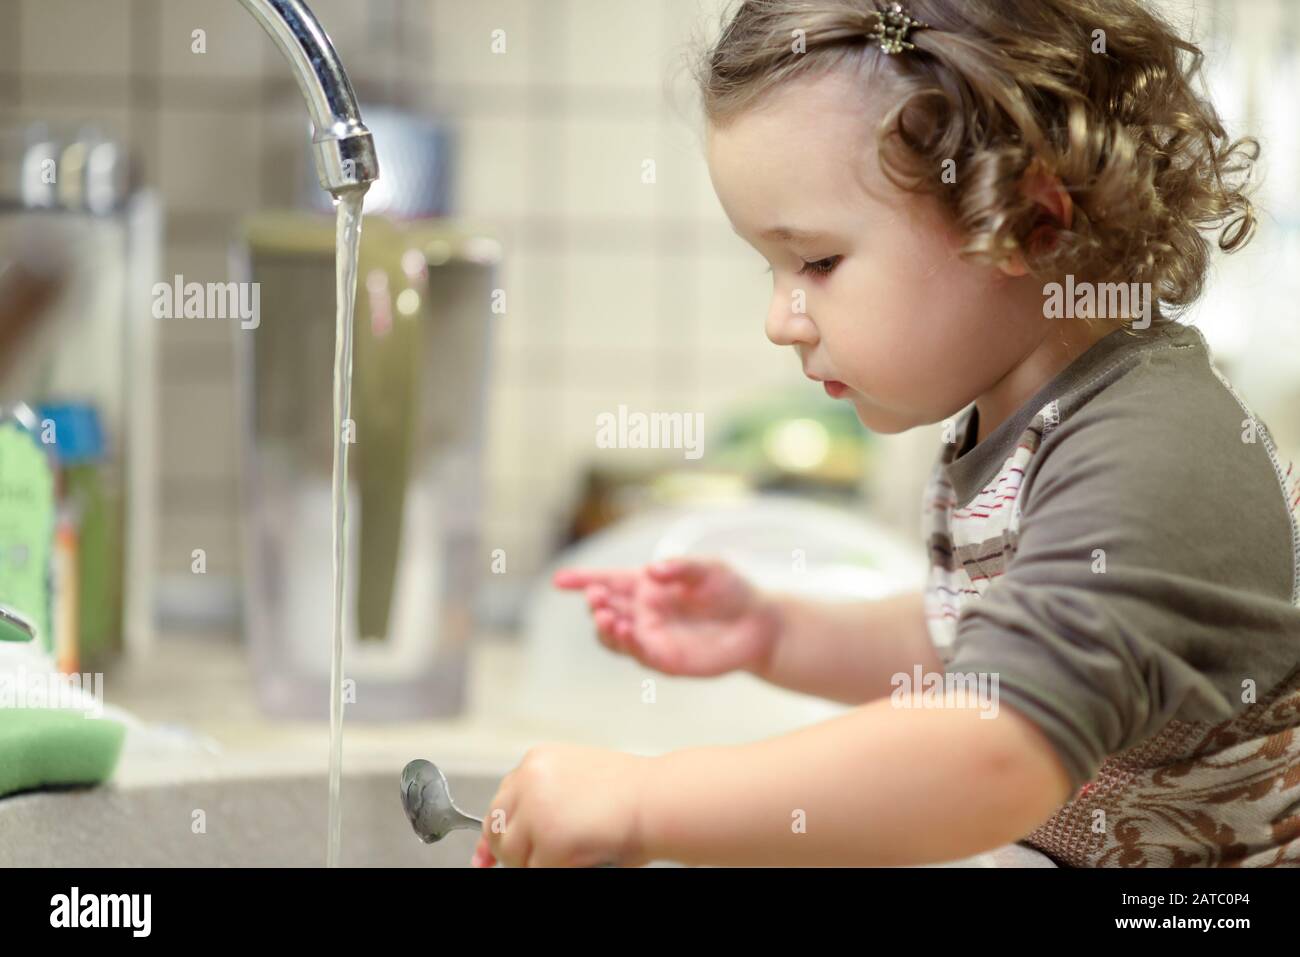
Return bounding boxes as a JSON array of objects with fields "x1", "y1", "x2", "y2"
[
  {"x1": 592, "y1": 608, "x2": 618, "y2": 638},
  {"x1": 591, "y1": 585, "x2": 637, "y2": 625},
  {"x1": 554, "y1": 568, "x2": 635, "y2": 593},
  {"x1": 471, "y1": 838, "x2": 496, "y2": 868},
  {"x1": 602, "y1": 589, "x2": 633, "y2": 618},
  {"x1": 554, "y1": 568, "x2": 603, "y2": 589},
  {"x1": 592, "y1": 609, "x2": 630, "y2": 653},
  {"x1": 646, "y1": 558, "x2": 713, "y2": 584},
  {"x1": 564, "y1": 570, "x2": 646, "y2": 657},
  {"x1": 583, "y1": 585, "x2": 639, "y2": 650},
  {"x1": 584, "y1": 584, "x2": 610, "y2": 610}
]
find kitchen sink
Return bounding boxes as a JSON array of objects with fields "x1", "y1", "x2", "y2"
[
  {"x1": 0, "y1": 767, "x2": 1055, "y2": 867},
  {"x1": 0, "y1": 769, "x2": 499, "y2": 867}
]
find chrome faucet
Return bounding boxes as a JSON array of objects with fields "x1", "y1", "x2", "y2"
[{"x1": 237, "y1": 0, "x2": 379, "y2": 196}]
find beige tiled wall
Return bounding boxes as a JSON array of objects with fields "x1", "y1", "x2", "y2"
[
  {"x1": 3, "y1": 0, "x2": 851, "y2": 625},
  {"x1": 23, "y1": 1, "x2": 1286, "y2": 629}
]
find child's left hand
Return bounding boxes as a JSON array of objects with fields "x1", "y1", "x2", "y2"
[{"x1": 471, "y1": 743, "x2": 654, "y2": 868}]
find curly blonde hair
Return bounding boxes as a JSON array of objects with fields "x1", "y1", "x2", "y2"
[{"x1": 691, "y1": 0, "x2": 1260, "y2": 332}]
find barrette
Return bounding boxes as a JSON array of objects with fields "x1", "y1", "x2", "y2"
[{"x1": 869, "y1": 2, "x2": 931, "y2": 55}]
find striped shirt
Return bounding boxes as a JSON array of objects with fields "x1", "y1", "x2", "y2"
[{"x1": 922, "y1": 320, "x2": 1300, "y2": 867}]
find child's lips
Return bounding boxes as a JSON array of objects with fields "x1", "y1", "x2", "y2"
[{"x1": 805, "y1": 370, "x2": 849, "y2": 398}]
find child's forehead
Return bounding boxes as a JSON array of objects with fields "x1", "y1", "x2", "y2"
[
  {"x1": 715, "y1": 65, "x2": 890, "y2": 133},
  {"x1": 705, "y1": 75, "x2": 905, "y2": 226}
]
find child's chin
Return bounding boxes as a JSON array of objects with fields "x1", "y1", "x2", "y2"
[{"x1": 850, "y1": 400, "x2": 916, "y2": 435}]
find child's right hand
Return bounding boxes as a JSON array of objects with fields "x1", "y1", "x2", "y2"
[{"x1": 553, "y1": 558, "x2": 780, "y2": 677}]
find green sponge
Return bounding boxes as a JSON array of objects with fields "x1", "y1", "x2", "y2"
[{"x1": 0, "y1": 708, "x2": 125, "y2": 799}]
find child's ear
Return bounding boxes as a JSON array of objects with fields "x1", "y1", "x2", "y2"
[
  {"x1": 1020, "y1": 156, "x2": 1074, "y2": 230},
  {"x1": 997, "y1": 157, "x2": 1074, "y2": 278},
  {"x1": 998, "y1": 251, "x2": 1029, "y2": 278}
]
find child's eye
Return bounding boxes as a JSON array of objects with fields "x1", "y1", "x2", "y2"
[{"x1": 798, "y1": 256, "x2": 841, "y2": 278}]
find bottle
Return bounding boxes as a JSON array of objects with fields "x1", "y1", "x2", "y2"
[
  {"x1": 37, "y1": 402, "x2": 118, "y2": 672},
  {"x1": 0, "y1": 402, "x2": 56, "y2": 653}
]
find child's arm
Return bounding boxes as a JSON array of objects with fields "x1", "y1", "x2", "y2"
[
  {"x1": 558, "y1": 561, "x2": 938, "y2": 706},
  {"x1": 745, "y1": 590, "x2": 943, "y2": 705},
  {"x1": 638, "y1": 695, "x2": 1074, "y2": 867}
]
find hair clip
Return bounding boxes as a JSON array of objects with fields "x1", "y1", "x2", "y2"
[{"x1": 869, "y1": 2, "x2": 930, "y2": 55}]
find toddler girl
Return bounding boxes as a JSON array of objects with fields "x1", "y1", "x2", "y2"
[{"x1": 473, "y1": 0, "x2": 1300, "y2": 868}]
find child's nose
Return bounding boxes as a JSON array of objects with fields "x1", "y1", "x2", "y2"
[{"x1": 765, "y1": 289, "x2": 818, "y2": 348}]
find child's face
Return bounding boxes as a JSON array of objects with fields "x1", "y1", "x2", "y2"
[{"x1": 705, "y1": 67, "x2": 1053, "y2": 434}]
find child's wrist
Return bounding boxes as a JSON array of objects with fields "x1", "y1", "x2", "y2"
[
  {"x1": 744, "y1": 591, "x2": 788, "y2": 680},
  {"x1": 635, "y1": 750, "x2": 683, "y2": 864}
]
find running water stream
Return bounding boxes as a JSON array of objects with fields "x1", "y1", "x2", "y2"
[{"x1": 327, "y1": 187, "x2": 366, "y2": 868}]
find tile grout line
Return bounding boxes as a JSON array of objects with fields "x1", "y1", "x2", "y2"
[
  {"x1": 4, "y1": 0, "x2": 21, "y2": 109},
  {"x1": 525, "y1": 0, "x2": 568, "y2": 472}
]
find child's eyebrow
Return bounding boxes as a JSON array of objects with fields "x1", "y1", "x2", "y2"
[{"x1": 759, "y1": 225, "x2": 826, "y2": 243}]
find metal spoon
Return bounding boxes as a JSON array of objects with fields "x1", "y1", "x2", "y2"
[
  {"x1": 399, "y1": 758, "x2": 618, "y2": 866},
  {"x1": 401, "y1": 758, "x2": 482, "y2": 844}
]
